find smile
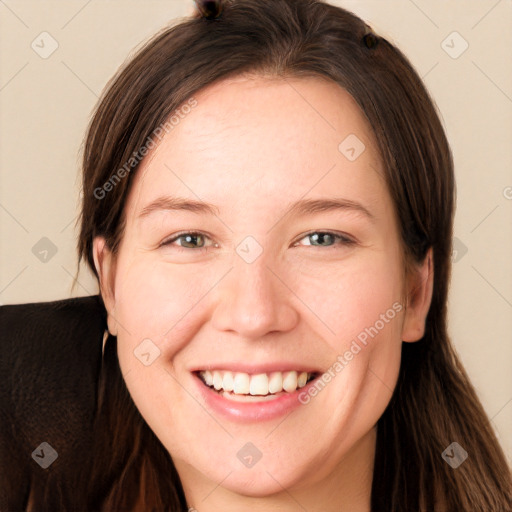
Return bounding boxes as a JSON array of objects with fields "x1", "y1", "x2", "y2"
[
  {"x1": 193, "y1": 368, "x2": 322, "y2": 422},
  {"x1": 197, "y1": 370, "x2": 319, "y2": 397}
]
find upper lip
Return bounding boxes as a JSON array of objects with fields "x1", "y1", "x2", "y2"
[{"x1": 190, "y1": 362, "x2": 323, "y2": 375}]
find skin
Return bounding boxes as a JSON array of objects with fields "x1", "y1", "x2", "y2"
[{"x1": 93, "y1": 74, "x2": 433, "y2": 512}]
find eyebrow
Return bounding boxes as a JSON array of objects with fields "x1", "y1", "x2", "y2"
[{"x1": 137, "y1": 195, "x2": 375, "y2": 222}]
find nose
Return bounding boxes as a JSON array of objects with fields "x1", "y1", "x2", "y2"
[{"x1": 210, "y1": 253, "x2": 298, "y2": 339}]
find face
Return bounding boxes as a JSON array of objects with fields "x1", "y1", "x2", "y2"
[{"x1": 93, "y1": 75, "x2": 432, "y2": 500}]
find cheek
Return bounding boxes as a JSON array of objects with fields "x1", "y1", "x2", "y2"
[
  {"x1": 291, "y1": 248, "x2": 404, "y2": 347},
  {"x1": 112, "y1": 235, "x2": 405, "y2": 379},
  {"x1": 113, "y1": 243, "x2": 404, "y2": 348},
  {"x1": 111, "y1": 253, "x2": 223, "y2": 374},
  {"x1": 294, "y1": 249, "x2": 405, "y2": 414},
  {"x1": 114, "y1": 254, "x2": 199, "y2": 330}
]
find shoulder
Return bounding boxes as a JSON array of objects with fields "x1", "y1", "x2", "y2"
[{"x1": 0, "y1": 295, "x2": 107, "y2": 510}]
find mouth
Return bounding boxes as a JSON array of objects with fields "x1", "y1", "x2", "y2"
[{"x1": 195, "y1": 369, "x2": 320, "y2": 402}]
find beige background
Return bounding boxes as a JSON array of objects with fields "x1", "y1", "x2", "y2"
[{"x1": 1, "y1": 0, "x2": 511, "y2": 463}]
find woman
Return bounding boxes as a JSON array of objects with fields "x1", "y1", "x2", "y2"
[{"x1": 69, "y1": 0, "x2": 511, "y2": 510}]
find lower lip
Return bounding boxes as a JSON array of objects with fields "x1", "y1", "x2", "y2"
[{"x1": 193, "y1": 373, "x2": 318, "y2": 423}]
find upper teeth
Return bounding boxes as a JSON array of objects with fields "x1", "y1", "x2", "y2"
[{"x1": 199, "y1": 370, "x2": 312, "y2": 395}]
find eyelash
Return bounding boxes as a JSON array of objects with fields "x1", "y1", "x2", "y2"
[{"x1": 160, "y1": 230, "x2": 356, "y2": 252}]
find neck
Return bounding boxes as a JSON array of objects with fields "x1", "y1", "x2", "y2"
[{"x1": 179, "y1": 426, "x2": 376, "y2": 512}]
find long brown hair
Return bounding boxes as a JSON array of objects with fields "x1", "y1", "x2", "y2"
[{"x1": 75, "y1": 0, "x2": 511, "y2": 510}]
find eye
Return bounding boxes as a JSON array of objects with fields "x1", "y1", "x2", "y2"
[
  {"x1": 160, "y1": 230, "x2": 355, "y2": 252},
  {"x1": 160, "y1": 231, "x2": 216, "y2": 251},
  {"x1": 293, "y1": 231, "x2": 355, "y2": 249}
]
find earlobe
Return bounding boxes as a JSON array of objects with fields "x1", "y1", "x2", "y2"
[
  {"x1": 92, "y1": 236, "x2": 118, "y2": 336},
  {"x1": 401, "y1": 247, "x2": 434, "y2": 343}
]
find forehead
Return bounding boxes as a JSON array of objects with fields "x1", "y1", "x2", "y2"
[{"x1": 125, "y1": 75, "x2": 387, "y2": 221}]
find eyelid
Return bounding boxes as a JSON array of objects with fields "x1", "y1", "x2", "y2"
[
  {"x1": 160, "y1": 230, "x2": 215, "y2": 248},
  {"x1": 160, "y1": 230, "x2": 356, "y2": 250},
  {"x1": 293, "y1": 230, "x2": 356, "y2": 247}
]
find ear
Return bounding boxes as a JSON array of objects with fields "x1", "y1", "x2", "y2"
[
  {"x1": 401, "y1": 247, "x2": 434, "y2": 343},
  {"x1": 92, "y1": 236, "x2": 118, "y2": 336}
]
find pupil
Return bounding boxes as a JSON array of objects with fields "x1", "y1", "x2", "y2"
[
  {"x1": 184, "y1": 234, "x2": 202, "y2": 248},
  {"x1": 312, "y1": 233, "x2": 332, "y2": 246}
]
